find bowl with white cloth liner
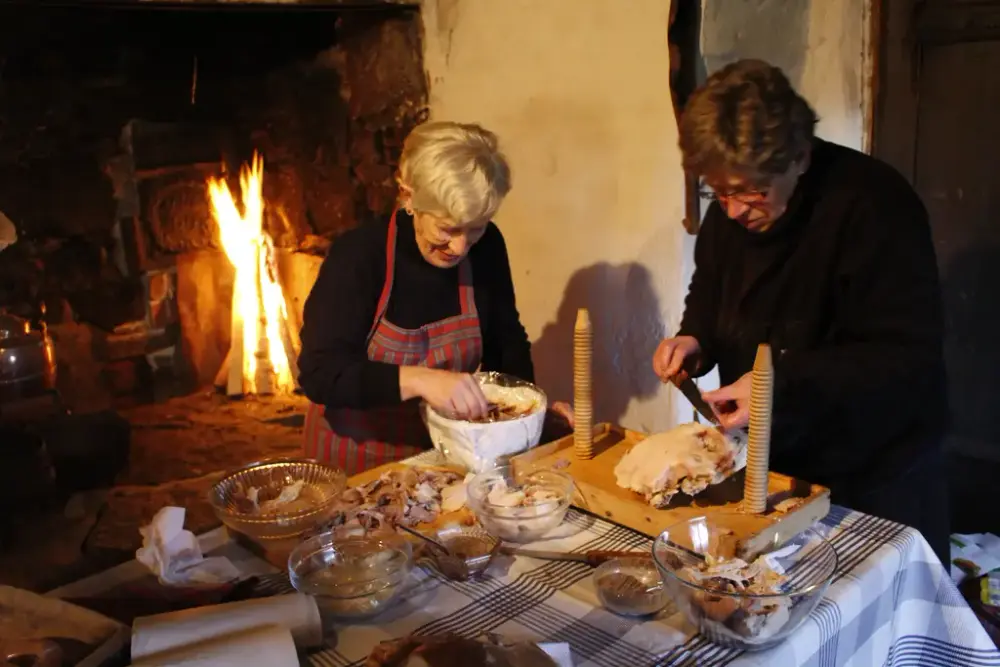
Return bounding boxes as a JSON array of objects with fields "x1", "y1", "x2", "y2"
[{"x1": 422, "y1": 371, "x2": 547, "y2": 473}]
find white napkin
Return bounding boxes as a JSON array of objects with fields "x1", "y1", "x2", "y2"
[
  {"x1": 136, "y1": 507, "x2": 241, "y2": 586},
  {"x1": 539, "y1": 643, "x2": 573, "y2": 666}
]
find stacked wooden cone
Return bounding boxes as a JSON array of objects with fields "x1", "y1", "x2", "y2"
[
  {"x1": 743, "y1": 343, "x2": 773, "y2": 514},
  {"x1": 573, "y1": 308, "x2": 594, "y2": 460}
]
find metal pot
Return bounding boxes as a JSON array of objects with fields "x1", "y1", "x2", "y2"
[{"x1": 0, "y1": 313, "x2": 57, "y2": 402}]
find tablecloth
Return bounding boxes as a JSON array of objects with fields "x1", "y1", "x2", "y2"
[
  {"x1": 48, "y1": 462, "x2": 1000, "y2": 667},
  {"x1": 240, "y1": 503, "x2": 998, "y2": 667}
]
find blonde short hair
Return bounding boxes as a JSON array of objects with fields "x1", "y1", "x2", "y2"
[{"x1": 397, "y1": 121, "x2": 512, "y2": 226}]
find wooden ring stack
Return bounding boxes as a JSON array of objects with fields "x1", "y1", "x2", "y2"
[
  {"x1": 573, "y1": 308, "x2": 594, "y2": 460},
  {"x1": 743, "y1": 343, "x2": 773, "y2": 514}
]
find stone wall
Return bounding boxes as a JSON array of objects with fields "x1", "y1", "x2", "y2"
[{"x1": 0, "y1": 4, "x2": 427, "y2": 408}]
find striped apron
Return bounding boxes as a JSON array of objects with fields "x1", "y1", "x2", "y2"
[{"x1": 303, "y1": 209, "x2": 483, "y2": 476}]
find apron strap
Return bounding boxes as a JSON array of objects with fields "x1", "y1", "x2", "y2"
[
  {"x1": 367, "y1": 208, "x2": 399, "y2": 344},
  {"x1": 457, "y1": 257, "x2": 477, "y2": 316}
]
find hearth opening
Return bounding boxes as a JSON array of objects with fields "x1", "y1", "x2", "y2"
[{"x1": 0, "y1": 1, "x2": 428, "y2": 414}]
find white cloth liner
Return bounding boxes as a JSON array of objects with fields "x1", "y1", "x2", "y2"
[{"x1": 423, "y1": 372, "x2": 547, "y2": 472}]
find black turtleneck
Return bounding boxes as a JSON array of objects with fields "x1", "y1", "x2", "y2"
[
  {"x1": 298, "y1": 211, "x2": 534, "y2": 410},
  {"x1": 678, "y1": 139, "x2": 947, "y2": 488}
]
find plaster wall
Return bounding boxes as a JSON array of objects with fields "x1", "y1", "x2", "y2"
[{"x1": 420, "y1": 0, "x2": 871, "y2": 431}]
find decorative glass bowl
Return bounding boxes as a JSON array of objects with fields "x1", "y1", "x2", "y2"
[{"x1": 208, "y1": 458, "x2": 347, "y2": 540}]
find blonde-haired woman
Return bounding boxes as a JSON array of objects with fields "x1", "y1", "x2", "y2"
[{"x1": 298, "y1": 121, "x2": 535, "y2": 475}]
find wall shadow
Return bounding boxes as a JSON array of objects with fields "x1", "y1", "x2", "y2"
[{"x1": 532, "y1": 262, "x2": 665, "y2": 425}]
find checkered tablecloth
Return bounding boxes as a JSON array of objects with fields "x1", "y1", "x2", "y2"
[
  {"x1": 248, "y1": 503, "x2": 1000, "y2": 667},
  {"x1": 49, "y1": 449, "x2": 1000, "y2": 667}
]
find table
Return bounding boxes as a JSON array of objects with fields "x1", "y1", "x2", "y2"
[{"x1": 51, "y1": 490, "x2": 1000, "y2": 667}]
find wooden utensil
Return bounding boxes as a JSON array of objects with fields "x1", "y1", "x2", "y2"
[
  {"x1": 500, "y1": 546, "x2": 650, "y2": 567},
  {"x1": 573, "y1": 308, "x2": 594, "y2": 460},
  {"x1": 743, "y1": 343, "x2": 773, "y2": 515}
]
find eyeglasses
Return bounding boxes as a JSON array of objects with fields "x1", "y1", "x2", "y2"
[{"x1": 697, "y1": 182, "x2": 770, "y2": 207}]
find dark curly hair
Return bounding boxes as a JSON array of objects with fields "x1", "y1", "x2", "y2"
[{"x1": 679, "y1": 59, "x2": 818, "y2": 184}]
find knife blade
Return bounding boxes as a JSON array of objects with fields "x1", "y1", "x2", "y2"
[
  {"x1": 500, "y1": 546, "x2": 650, "y2": 567},
  {"x1": 671, "y1": 376, "x2": 719, "y2": 425}
]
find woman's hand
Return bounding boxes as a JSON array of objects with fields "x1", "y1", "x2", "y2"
[
  {"x1": 550, "y1": 401, "x2": 575, "y2": 428},
  {"x1": 400, "y1": 367, "x2": 489, "y2": 420},
  {"x1": 701, "y1": 372, "x2": 752, "y2": 430},
  {"x1": 541, "y1": 401, "x2": 575, "y2": 442},
  {"x1": 652, "y1": 335, "x2": 702, "y2": 383}
]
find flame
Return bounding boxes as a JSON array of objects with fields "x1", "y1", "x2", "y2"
[{"x1": 208, "y1": 153, "x2": 295, "y2": 394}]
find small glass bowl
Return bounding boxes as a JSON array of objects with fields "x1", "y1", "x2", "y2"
[
  {"x1": 652, "y1": 514, "x2": 838, "y2": 651},
  {"x1": 593, "y1": 556, "x2": 668, "y2": 617},
  {"x1": 208, "y1": 458, "x2": 347, "y2": 540},
  {"x1": 466, "y1": 468, "x2": 573, "y2": 543},
  {"x1": 288, "y1": 531, "x2": 413, "y2": 621},
  {"x1": 434, "y1": 525, "x2": 501, "y2": 578}
]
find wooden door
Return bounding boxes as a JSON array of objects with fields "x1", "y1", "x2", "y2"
[{"x1": 874, "y1": 0, "x2": 1000, "y2": 533}]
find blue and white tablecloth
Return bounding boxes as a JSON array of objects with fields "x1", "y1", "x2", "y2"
[
  {"x1": 49, "y1": 455, "x2": 1000, "y2": 667},
  {"x1": 245, "y1": 503, "x2": 1000, "y2": 667}
]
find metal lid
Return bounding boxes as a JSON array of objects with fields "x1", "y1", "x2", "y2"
[{"x1": 0, "y1": 313, "x2": 30, "y2": 340}]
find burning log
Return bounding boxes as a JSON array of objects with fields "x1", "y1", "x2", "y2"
[{"x1": 208, "y1": 154, "x2": 299, "y2": 397}]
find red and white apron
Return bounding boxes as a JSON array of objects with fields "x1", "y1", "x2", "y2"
[{"x1": 303, "y1": 209, "x2": 483, "y2": 475}]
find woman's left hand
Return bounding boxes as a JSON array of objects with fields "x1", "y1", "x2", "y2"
[
  {"x1": 550, "y1": 401, "x2": 575, "y2": 428},
  {"x1": 701, "y1": 372, "x2": 752, "y2": 430}
]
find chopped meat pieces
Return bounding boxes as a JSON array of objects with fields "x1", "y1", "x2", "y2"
[
  {"x1": 676, "y1": 544, "x2": 801, "y2": 644},
  {"x1": 306, "y1": 467, "x2": 465, "y2": 540}
]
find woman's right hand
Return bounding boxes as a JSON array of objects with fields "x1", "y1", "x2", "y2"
[
  {"x1": 400, "y1": 367, "x2": 489, "y2": 420},
  {"x1": 652, "y1": 335, "x2": 702, "y2": 383}
]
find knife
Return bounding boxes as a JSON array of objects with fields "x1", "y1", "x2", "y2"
[
  {"x1": 500, "y1": 546, "x2": 650, "y2": 567},
  {"x1": 671, "y1": 376, "x2": 719, "y2": 425}
]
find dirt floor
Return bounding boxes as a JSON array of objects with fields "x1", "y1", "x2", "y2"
[{"x1": 0, "y1": 390, "x2": 308, "y2": 592}]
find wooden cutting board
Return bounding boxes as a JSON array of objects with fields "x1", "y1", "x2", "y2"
[
  {"x1": 511, "y1": 423, "x2": 830, "y2": 555},
  {"x1": 231, "y1": 461, "x2": 474, "y2": 568}
]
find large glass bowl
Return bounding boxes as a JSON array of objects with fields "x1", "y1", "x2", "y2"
[
  {"x1": 288, "y1": 531, "x2": 413, "y2": 620},
  {"x1": 652, "y1": 514, "x2": 838, "y2": 651},
  {"x1": 466, "y1": 468, "x2": 573, "y2": 542},
  {"x1": 208, "y1": 458, "x2": 347, "y2": 540}
]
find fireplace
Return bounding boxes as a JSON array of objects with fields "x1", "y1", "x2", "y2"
[{"x1": 0, "y1": 0, "x2": 427, "y2": 411}]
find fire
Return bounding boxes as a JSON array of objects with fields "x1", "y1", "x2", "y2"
[{"x1": 208, "y1": 153, "x2": 296, "y2": 395}]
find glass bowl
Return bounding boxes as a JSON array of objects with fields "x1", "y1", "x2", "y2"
[
  {"x1": 652, "y1": 514, "x2": 838, "y2": 651},
  {"x1": 288, "y1": 531, "x2": 413, "y2": 620},
  {"x1": 593, "y1": 556, "x2": 668, "y2": 617},
  {"x1": 433, "y1": 525, "x2": 501, "y2": 579},
  {"x1": 208, "y1": 458, "x2": 347, "y2": 540},
  {"x1": 466, "y1": 468, "x2": 573, "y2": 542}
]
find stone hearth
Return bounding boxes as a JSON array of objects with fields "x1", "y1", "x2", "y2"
[
  {"x1": 0, "y1": 392, "x2": 308, "y2": 592},
  {"x1": 0, "y1": 0, "x2": 429, "y2": 592}
]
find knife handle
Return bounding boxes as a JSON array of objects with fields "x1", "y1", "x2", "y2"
[{"x1": 585, "y1": 550, "x2": 652, "y2": 566}]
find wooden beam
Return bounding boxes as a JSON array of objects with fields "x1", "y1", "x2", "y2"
[
  {"x1": 226, "y1": 289, "x2": 245, "y2": 397},
  {"x1": 669, "y1": 0, "x2": 702, "y2": 235}
]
